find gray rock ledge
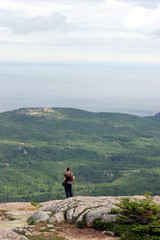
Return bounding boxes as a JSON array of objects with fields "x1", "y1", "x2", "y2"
[{"x1": 29, "y1": 196, "x2": 160, "y2": 227}]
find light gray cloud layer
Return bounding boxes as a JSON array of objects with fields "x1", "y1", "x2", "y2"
[
  {"x1": 1, "y1": 0, "x2": 160, "y2": 114},
  {"x1": 1, "y1": 0, "x2": 160, "y2": 63},
  {"x1": 119, "y1": 0, "x2": 160, "y2": 8},
  {"x1": 1, "y1": 13, "x2": 68, "y2": 34}
]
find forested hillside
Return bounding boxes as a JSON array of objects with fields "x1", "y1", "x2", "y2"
[{"x1": 0, "y1": 107, "x2": 160, "y2": 202}]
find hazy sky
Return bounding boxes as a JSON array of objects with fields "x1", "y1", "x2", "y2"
[
  {"x1": 1, "y1": 0, "x2": 160, "y2": 63},
  {"x1": 1, "y1": 0, "x2": 160, "y2": 115}
]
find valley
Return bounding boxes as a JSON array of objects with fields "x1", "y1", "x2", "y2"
[{"x1": 0, "y1": 107, "x2": 160, "y2": 202}]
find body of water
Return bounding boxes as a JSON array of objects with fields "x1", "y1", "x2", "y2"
[{"x1": 0, "y1": 62, "x2": 160, "y2": 116}]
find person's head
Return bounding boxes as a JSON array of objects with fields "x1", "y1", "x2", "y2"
[{"x1": 67, "y1": 167, "x2": 70, "y2": 171}]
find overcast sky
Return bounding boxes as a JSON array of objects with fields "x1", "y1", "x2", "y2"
[
  {"x1": 1, "y1": 0, "x2": 160, "y2": 115},
  {"x1": 1, "y1": 0, "x2": 160, "y2": 64}
]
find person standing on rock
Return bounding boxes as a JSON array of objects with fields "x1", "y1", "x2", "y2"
[{"x1": 64, "y1": 167, "x2": 75, "y2": 198}]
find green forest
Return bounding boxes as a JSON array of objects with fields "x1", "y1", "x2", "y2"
[{"x1": 0, "y1": 107, "x2": 160, "y2": 202}]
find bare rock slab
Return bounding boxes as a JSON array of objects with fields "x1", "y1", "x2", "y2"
[{"x1": 0, "y1": 229, "x2": 27, "y2": 240}]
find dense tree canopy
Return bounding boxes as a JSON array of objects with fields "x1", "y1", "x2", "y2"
[{"x1": 0, "y1": 107, "x2": 160, "y2": 202}]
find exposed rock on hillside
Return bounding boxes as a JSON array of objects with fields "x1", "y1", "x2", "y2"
[
  {"x1": 30, "y1": 196, "x2": 160, "y2": 226},
  {"x1": 0, "y1": 196, "x2": 160, "y2": 239}
]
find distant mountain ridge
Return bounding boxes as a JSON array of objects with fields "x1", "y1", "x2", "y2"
[
  {"x1": 155, "y1": 112, "x2": 160, "y2": 118},
  {"x1": 0, "y1": 107, "x2": 160, "y2": 202}
]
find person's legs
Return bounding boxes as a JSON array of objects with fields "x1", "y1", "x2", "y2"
[
  {"x1": 68, "y1": 184, "x2": 73, "y2": 197},
  {"x1": 65, "y1": 183, "x2": 70, "y2": 198}
]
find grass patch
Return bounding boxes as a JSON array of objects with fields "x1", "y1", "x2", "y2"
[
  {"x1": 49, "y1": 210, "x2": 56, "y2": 217},
  {"x1": 0, "y1": 210, "x2": 16, "y2": 221},
  {"x1": 76, "y1": 213, "x2": 87, "y2": 228},
  {"x1": 30, "y1": 201, "x2": 42, "y2": 209},
  {"x1": 0, "y1": 209, "x2": 8, "y2": 214},
  {"x1": 31, "y1": 221, "x2": 55, "y2": 233},
  {"x1": 27, "y1": 233, "x2": 66, "y2": 240},
  {"x1": 5, "y1": 214, "x2": 16, "y2": 221}
]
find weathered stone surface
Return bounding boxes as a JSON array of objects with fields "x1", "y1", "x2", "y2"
[
  {"x1": 31, "y1": 211, "x2": 51, "y2": 223},
  {"x1": 49, "y1": 212, "x2": 64, "y2": 223},
  {"x1": 76, "y1": 209, "x2": 90, "y2": 222},
  {"x1": 106, "y1": 231, "x2": 115, "y2": 237},
  {"x1": 86, "y1": 207, "x2": 110, "y2": 223},
  {"x1": 1, "y1": 196, "x2": 160, "y2": 239},
  {"x1": 101, "y1": 214, "x2": 117, "y2": 222},
  {"x1": 47, "y1": 224, "x2": 54, "y2": 228},
  {"x1": 0, "y1": 202, "x2": 35, "y2": 211},
  {"x1": 73, "y1": 205, "x2": 88, "y2": 218},
  {"x1": 66, "y1": 208, "x2": 74, "y2": 223},
  {"x1": 33, "y1": 197, "x2": 111, "y2": 225},
  {"x1": 25, "y1": 230, "x2": 32, "y2": 236},
  {"x1": 29, "y1": 196, "x2": 160, "y2": 228},
  {"x1": 0, "y1": 229, "x2": 28, "y2": 240}
]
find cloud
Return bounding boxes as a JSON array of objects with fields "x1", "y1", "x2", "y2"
[
  {"x1": 119, "y1": 0, "x2": 160, "y2": 8},
  {"x1": 125, "y1": 5, "x2": 160, "y2": 36},
  {"x1": 1, "y1": 0, "x2": 160, "y2": 64},
  {"x1": 0, "y1": 12, "x2": 69, "y2": 34}
]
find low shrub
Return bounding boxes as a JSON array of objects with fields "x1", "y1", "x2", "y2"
[
  {"x1": 92, "y1": 218, "x2": 114, "y2": 231},
  {"x1": 110, "y1": 208, "x2": 120, "y2": 214},
  {"x1": 76, "y1": 214, "x2": 87, "y2": 228},
  {"x1": 113, "y1": 197, "x2": 160, "y2": 240}
]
